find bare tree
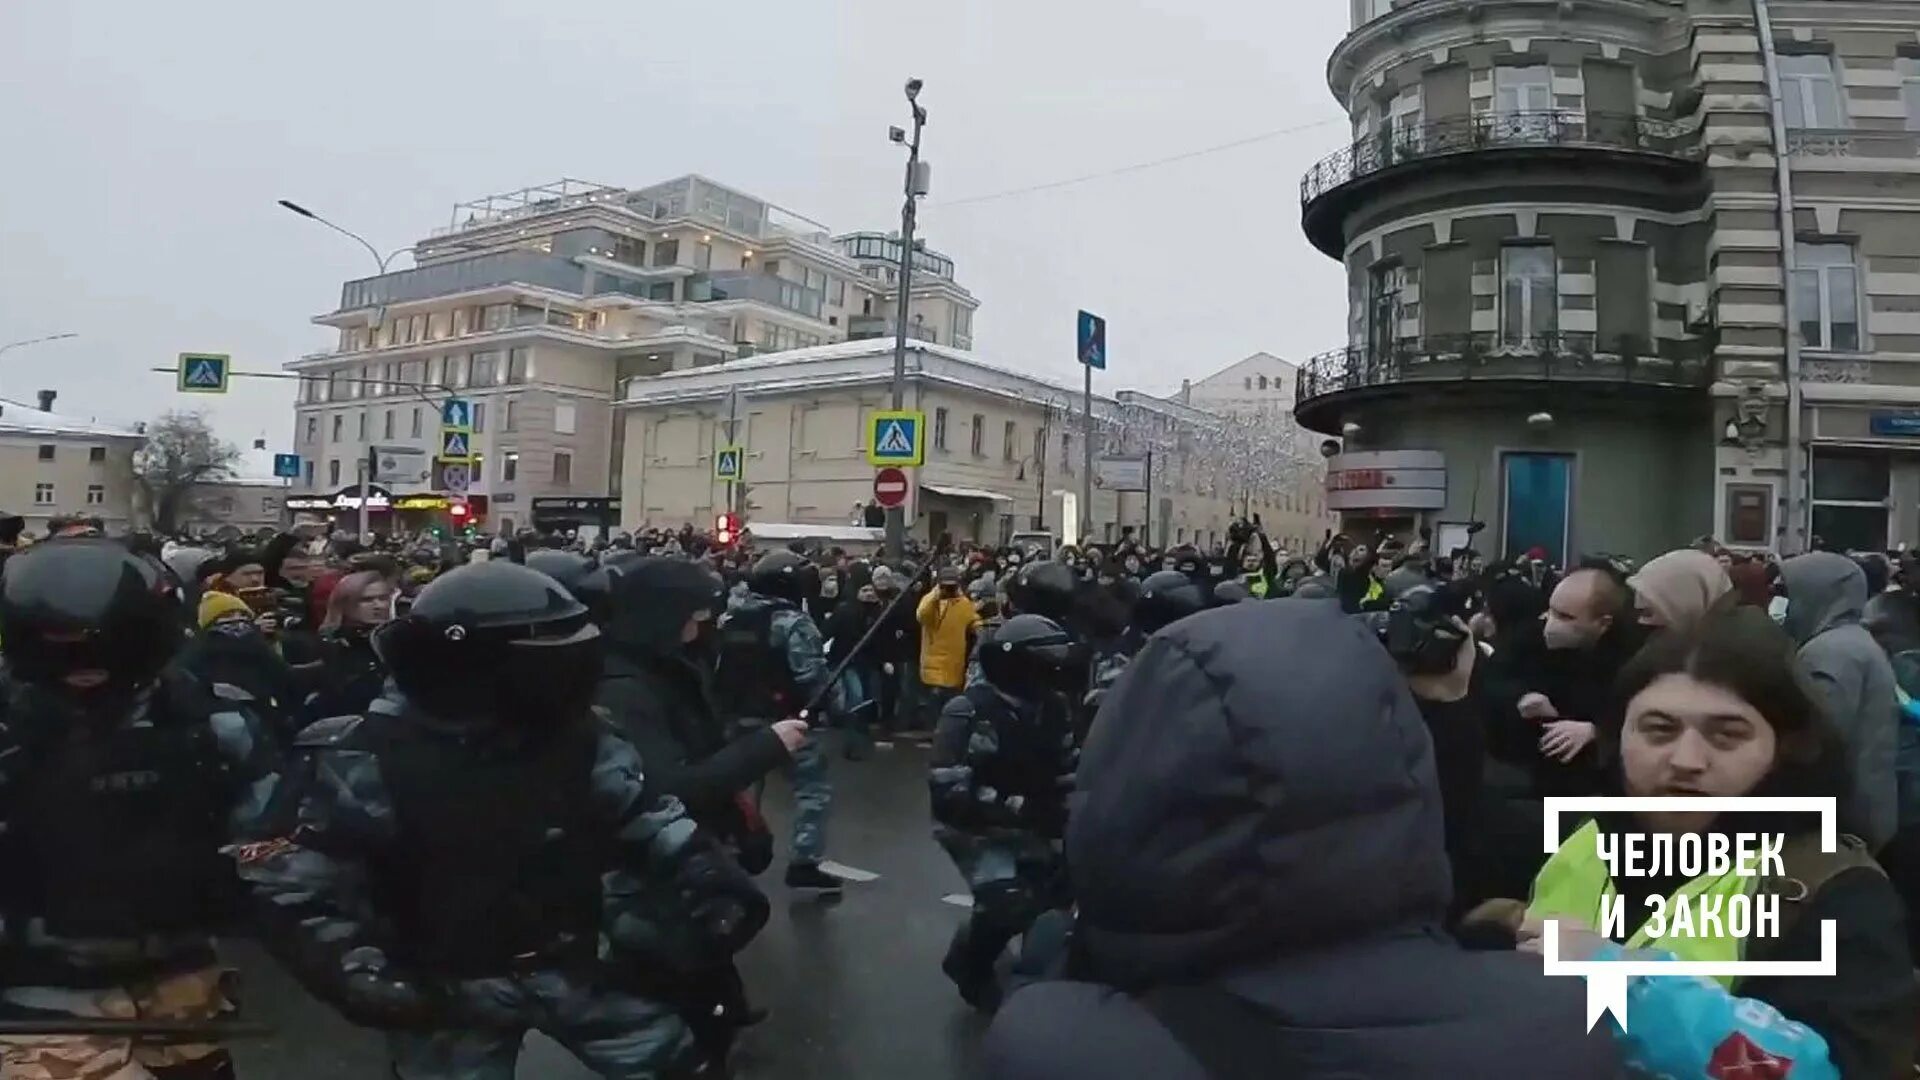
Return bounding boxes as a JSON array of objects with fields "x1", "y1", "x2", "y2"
[{"x1": 134, "y1": 411, "x2": 239, "y2": 536}]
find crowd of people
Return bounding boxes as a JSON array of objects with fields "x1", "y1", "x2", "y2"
[{"x1": 2, "y1": 508, "x2": 1920, "y2": 1077}]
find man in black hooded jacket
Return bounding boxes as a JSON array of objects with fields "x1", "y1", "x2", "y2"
[{"x1": 983, "y1": 600, "x2": 1616, "y2": 1080}]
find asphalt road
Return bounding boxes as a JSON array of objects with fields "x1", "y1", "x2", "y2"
[{"x1": 226, "y1": 737, "x2": 989, "y2": 1078}]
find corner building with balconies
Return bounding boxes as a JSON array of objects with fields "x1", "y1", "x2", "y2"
[{"x1": 1300, "y1": 0, "x2": 1920, "y2": 561}]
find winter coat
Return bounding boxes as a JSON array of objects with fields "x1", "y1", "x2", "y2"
[
  {"x1": 1782, "y1": 552, "x2": 1901, "y2": 848},
  {"x1": 984, "y1": 600, "x2": 1616, "y2": 1080},
  {"x1": 917, "y1": 590, "x2": 979, "y2": 691}
]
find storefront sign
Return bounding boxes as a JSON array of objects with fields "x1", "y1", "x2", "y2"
[
  {"x1": 1869, "y1": 412, "x2": 1920, "y2": 437},
  {"x1": 391, "y1": 494, "x2": 450, "y2": 512},
  {"x1": 1325, "y1": 450, "x2": 1447, "y2": 512},
  {"x1": 283, "y1": 484, "x2": 394, "y2": 512}
]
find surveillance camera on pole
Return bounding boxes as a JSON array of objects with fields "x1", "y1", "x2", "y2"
[{"x1": 889, "y1": 126, "x2": 906, "y2": 144}]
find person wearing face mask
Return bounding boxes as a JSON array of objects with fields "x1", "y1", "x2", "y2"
[
  {"x1": 1626, "y1": 548, "x2": 1735, "y2": 638},
  {"x1": 1511, "y1": 560, "x2": 1643, "y2": 799},
  {"x1": 1512, "y1": 609, "x2": 1915, "y2": 1079},
  {"x1": 917, "y1": 566, "x2": 981, "y2": 743},
  {"x1": 0, "y1": 540, "x2": 288, "y2": 1080},
  {"x1": 241, "y1": 561, "x2": 766, "y2": 1079},
  {"x1": 181, "y1": 586, "x2": 305, "y2": 738}
]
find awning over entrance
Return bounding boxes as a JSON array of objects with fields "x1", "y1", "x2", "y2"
[{"x1": 921, "y1": 484, "x2": 1013, "y2": 503}]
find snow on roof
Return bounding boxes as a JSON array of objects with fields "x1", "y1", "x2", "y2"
[
  {"x1": 621, "y1": 339, "x2": 1113, "y2": 408},
  {"x1": 0, "y1": 399, "x2": 141, "y2": 439}
]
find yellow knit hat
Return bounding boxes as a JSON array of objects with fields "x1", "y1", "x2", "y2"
[{"x1": 198, "y1": 590, "x2": 253, "y2": 630}]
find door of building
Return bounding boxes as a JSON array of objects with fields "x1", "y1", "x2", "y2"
[{"x1": 1501, "y1": 451, "x2": 1573, "y2": 564}]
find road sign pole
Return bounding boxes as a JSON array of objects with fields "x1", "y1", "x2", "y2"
[
  {"x1": 357, "y1": 455, "x2": 371, "y2": 540},
  {"x1": 1081, "y1": 363, "x2": 1094, "y2": 543},
  {"x1": 886, "y1": 84, "x2": 928, "y2": 564}
]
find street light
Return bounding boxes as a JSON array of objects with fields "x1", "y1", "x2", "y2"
[
  {"x1": 885, "y1": 77, "x2": 930, "y2": 562},
  {"x1": 0, "y1": 332, "x2": 78, "y2": 359},
  {"x1": 277, "y1": 198, "x2": 395, "y2": 274}
]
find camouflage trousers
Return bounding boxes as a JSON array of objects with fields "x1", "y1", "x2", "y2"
[
  {"x1": 0, "y1": 965, "x2": 235, "y2": 1080},
  {"x1": 784, "y1": 728, "x2": 831, "y2": 864},
  {"x1": 387, "y1": 970, "x2": 697, "y2": 1080}
]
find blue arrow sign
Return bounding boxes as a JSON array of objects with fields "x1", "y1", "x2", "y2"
[
  {"x1": 272, "y1": 453, "x2": 301, "y2": 479},
  {"x1": 441, "y1": 398, "x2": 472, "y2": 431},
  {"x1": 1077, "y1": 310, "x2": 1106, "y2": 370}
]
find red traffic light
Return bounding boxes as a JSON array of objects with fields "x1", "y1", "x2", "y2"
[
  {"x1": 450, "y1": 503, "x2": 470, "y2": 519},
  {"x1": 715, "y1": 512, "x2": 739, "y2": 546}
]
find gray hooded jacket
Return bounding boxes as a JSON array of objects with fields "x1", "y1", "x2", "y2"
[
  {"x1": 1782, "y1": 552, "x2": 1899, "y2": 848},
  {"x1": 982, "y1": 600, "x2": 1616, "y2": 1080}
]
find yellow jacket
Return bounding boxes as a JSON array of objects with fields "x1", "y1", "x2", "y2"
[{"x1": 917, "y1": 590, "x2": 979, "y2": 690}]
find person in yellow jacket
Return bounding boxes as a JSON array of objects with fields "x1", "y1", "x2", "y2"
[
  {"x1": 1512, "y1": 608, "x2": 1914, "y2": 1078},
  {"x1": 916, "y1": 565, "x2": 979, "y2": 739}
]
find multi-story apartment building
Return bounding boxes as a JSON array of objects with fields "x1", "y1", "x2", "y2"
[
  {"x1": 616, "y1": 340, "x2": 1330, "y2": 552},
  {"x1": 0, "y1": 392, "x2": 141, "y2": 534},
  {"x1": 287, "y1": 175, "x2": 979, "y2": 534},
  {"x1": 1179, "y1": 353, "x2": 1338, "y2": 553},
  {"x1": 1296, "y1": 0, "x2": 1920, "y2": 560}
]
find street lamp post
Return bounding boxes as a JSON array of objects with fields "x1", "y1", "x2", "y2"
[
  {"x1": 884, "y1": 78, "x2": 929, "y2": 563},
  {"x1": 0, "y1": 334, "x2": 80, "y2": 397},
  {"x1": 277, "y1": 199, "x2": 399, "y2": 274}
]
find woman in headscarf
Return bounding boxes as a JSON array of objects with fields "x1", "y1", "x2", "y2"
[{"x1": 1626, "y1": 548, "x2": 1735, "y2": 638}]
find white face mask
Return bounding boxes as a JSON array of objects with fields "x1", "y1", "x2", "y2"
[{"x1": 1768, "y1": 595, "x2": 1789, "y2": 624}]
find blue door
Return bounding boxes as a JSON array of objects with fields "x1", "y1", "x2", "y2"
[{"x1": 1502, "y1": 452, "x2": 1573, "y2": 564}]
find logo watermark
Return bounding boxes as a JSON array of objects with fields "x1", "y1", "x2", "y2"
[{"x1": 1538, "y1": 796, "x2": 1839, "y2": 1032}]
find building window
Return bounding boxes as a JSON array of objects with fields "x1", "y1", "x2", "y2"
[
  {"x1": 383, "y1": 410, "x2": 394, "y2": 440},
  {"x1": 1494, "y1": 65, "x2": 1553, "y2": 116},
  {"x1": 695, "y1": 241, "x2": 712, "y2": 270},
  {"x1": 85, "y1": 484, "x2": 103, "y2": 505},
  {"x1": 306, "y1": 416, "x2": 319, "y2": 443},
  {"x1": 503, "y1": 397, "x2": 518, "y2": 432},
  {"x1": 356, "y1": 412, "x2": 367, "y2": 440},
  {"x1": 33, "y1": 483, "x2": 53, "y2": 505},
  {"x1": 1811, "y1": 450, "x2": 1888, "y2": 551},
  {"x1": 648, "y1": 281, "x2": 675, "y2": 302},
  {"x1": 262, "y1": 496, "x2": 278, "y2": 515},
  {"x1": 933, "y1": 407, "x2": 948, "y2": 450},
  {"x1": 653, "y1": 239, "x2": 680, "y2": 267},
  {"x1": 328, "y1": 459, "x2": 341, "y2": 486},
  {"x1": 304, "y1": 462, "x2": 314, "y2": 486},
  {"x1": 507, "y1": 348, "x2": 529, "y2": 384},
  {"x1": 1062, "y1": 432, "x2": 1074, "y2": 473},
  {"x1": 763, "y1": 259, "x2": 782, "y2": 278},
  {"x1": 1795, "y1": 244, "x2": 1860, "y2": 352},
  {"x1": 88, "y1": 446, "x2": 105, "y2": 463},
  {"x1": 1902, "y1": 59, "x2": 1920, "y2": 132},
  {"x1": 1502, "y1": 245, "x2": 1558, "y2": 344},
  {"x1": 502, "y1": 452, "x2": 519, "y2": 483},
  {"x1": 410, "y1": 407, "x2": 422, "y2": 438},
  {"x1": 1003, "y1": 420, "x2": 1016, "y2": 461},
  {"x1": 469, "y1": 352, "x2": 498, "y2": 387},
  {"x1": 331, "y1": 414, "x2": 343, "y2": 441},
  {"x1": 555, "y1": 402, "x2": 577, "y2": 436},
  {"x1": 613, "y1": 235, "x2": 645, "y2": 265},
  {"x1": 552, "y1": 451, "x2": 572, "y2": 485},
  {"x1": 829, "y1": 278, "x2": 846, "y2": 305},
  {"x1": 1781, "y1": 54, "x2": 1844, "y2": 129},
  {"x1": 472, "y1": 453, "x2": 483, "y2": 483},
  {"x1": 969, "y1": 414, "x2": 984, "y2": 456},
  {"x1": 36, "y1": 445, "x2": 53, "y2": 462},
  {"x1": 1724, "y1": 483, "x2": 1773, "y2": 547},
  {"x1": 472, "y1": 403, "x2": 487, "y2": 433}
]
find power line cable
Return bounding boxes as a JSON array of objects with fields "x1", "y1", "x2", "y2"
[{"x1": 934, "y1": 117, "x2": 1344, "y2": 209}]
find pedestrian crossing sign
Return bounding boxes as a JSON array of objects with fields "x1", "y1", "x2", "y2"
[
  {"x1": 866, "y1": 409, "x2": 925, "y2": 467},
  {"x1": 714, "y1": 445, "x2": 745, "y2": 482},
  {"x1": 439, "y1": 429, "x2": 474, "y2": 463},
  {"x1": 177, "y1": 353, "x2": 231, "y2": 394}
]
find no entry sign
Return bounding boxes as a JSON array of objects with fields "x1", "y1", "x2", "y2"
[{"x1": 872, "y1": 467, "x2": 910, "y2": 509}]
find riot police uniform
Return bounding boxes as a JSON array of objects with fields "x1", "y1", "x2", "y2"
[
  {"x1": 1087, "y1": 570, "x2": 1211, "y2": 711},
  {"x1": 712, "y1": 551, "x2": 843, "y2": 893},
  {"x1": 0, "y1": 540, "x2": 286, "y2": 1080},
  {"x1": 241, "y1": 562, "x2": 766, "y2": 1080},
  {"x1": 930, "y1": 615, "x2": 1085, "y2": 1011}
]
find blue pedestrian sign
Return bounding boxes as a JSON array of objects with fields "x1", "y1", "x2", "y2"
[
  {"x1": 177, "y1": 352, "x2": 231, "y2": 394},
  {"x1": 867, "y1": 410, "x2": 925, "y2": 467},
  {"x1": 439, "y1": 429, "x2": 474, "y2": 463},
  {"x1": 714, "y1": 445, "x2": 745, "y2": 482},
  {"x1": 1077, "y1": 311, "x2": 1107, "y2": 370},
  {"x1": 441, "y1": 398, "x2": 473, "y2": 432},
  {"x1": 272, "y1": 453, "x2": 301, "y2": 479}
]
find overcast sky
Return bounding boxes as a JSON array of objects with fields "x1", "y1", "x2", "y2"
[{"x1": 0, "y1": 1, "x2": 1351, "y2": 448}]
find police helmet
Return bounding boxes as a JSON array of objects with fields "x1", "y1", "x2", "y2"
[
  {"x1": 1210, "y1": 579, "x2": 1255, "y2": 606},
  {"x1": 747, "y1": 550, "x2": 819, "y2": 605},
  {"x1": 373, "y1": 561, "x2": 602, "y2": 722},
  {"x1": 1134, "y1": 570, "x2": 1210, "y2": 635},
  {"x1": 1, "y1": 539, "x2": 182, "y2": 695},
  {"x1": 1004, "y1": 560, "x2": 1079, "y2": 623},
  {"x1": 524, "y1": 549, "x2": 612, "y2": 622},
  {"x1": 978, "y1": 614, "x2": 1088, "y2": 698}
]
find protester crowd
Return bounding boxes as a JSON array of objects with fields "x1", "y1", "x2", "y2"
[{"x1": 3, "y1": 503, "x2": 1920, "y2": 1078}]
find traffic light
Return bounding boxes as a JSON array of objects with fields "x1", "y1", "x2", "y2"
[
  {"x1": 450, "y1": 503, "x2": 470, "y2": 524},
  {"x1": 715, "y1": 512, "x2": 739, "y2": 547}
]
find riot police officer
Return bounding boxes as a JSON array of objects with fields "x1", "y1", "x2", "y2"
[
  {"x1": 241, "y1": 561, "x2": 766, "y2": 1079},
  {"x1": 1086, "y1": 570, "x2": 1212, "y2": 712},
  {"x1": 712, "y1": 550, "x2": 845, "y2": 894},
  {"x1": 930, "y1": 614, "x2": 1085, "y2": 1011},
  {"x1": 1002, "y1": 560, "x2": 1080, "y2": 626},
  {"x1": 0, "y1": 539, "x2": 286, "y2": 1079}
]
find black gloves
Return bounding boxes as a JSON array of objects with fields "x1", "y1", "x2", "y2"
[{"x1": 675, "y1": 849, "x2": 770, "y2": 959}]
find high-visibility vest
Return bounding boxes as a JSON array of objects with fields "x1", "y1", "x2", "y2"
[{"x1": 1526, "y1": 820, "x2": 1752, "y2": 988}]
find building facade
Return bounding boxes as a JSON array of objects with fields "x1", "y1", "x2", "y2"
[
  {"x1": 287, "y1": 175, "x2": 979, "y2": 535},
  {"x1": 0, "y1": 392, "x2": 141, "y2": 534},
  {"x1": 1298, "y1": 0, "x2": 1920, "y2": 560},
  {"x1": 179, "y1": 445, "x2": 289, "y2": 538},
  {"x1": 616, "y1": 341, "x2": 1329, "y2": 552}
]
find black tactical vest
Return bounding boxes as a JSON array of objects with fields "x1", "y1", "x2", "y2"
[
  {"x1": 361, "y1": 710, "x2": 606, "y2": 979},
  {"x1": 711, "y1": 602, "x2": 799, "y2": 722},
  {"x1": 10, "y1": 688, "x2": 233, "y2": 938},
  {"x1": 963, "y1": 683, "x2": 1071, "y2": 837}
]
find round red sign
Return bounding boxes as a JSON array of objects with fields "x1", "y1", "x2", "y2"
[{"x1": 872, "y1": 467, "x2": 910, "y2": 509}]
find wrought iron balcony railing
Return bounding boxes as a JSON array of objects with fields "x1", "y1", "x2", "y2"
[
  {"x1": 1299, "y1": 111, "x2": 1696, "y2": 205},
  {"x1": 1296, "y1": 333, "x2": 1711, "y2": 403}
]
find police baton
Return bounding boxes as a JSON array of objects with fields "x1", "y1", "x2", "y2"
[
  {"x1": 793, "y1": 538, "x2": 951, "y2": 725},
  {"x1": 0, "y1": 1017, "x2": 276, "y2": 1041}
]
